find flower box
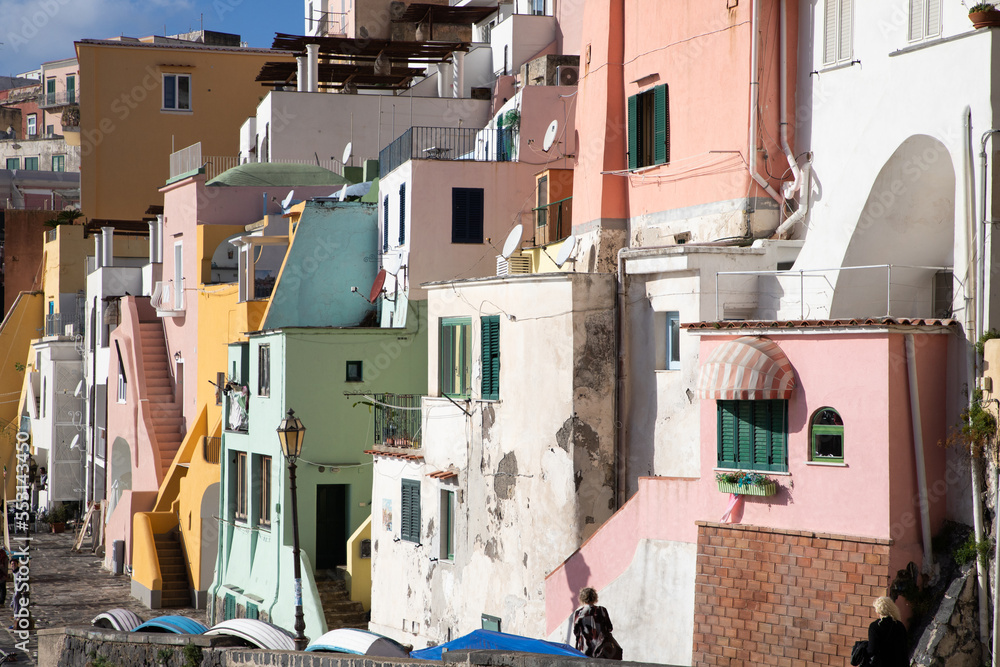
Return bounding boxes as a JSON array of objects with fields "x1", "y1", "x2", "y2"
[
  {"x1": 717, "y1": 479, "x2": 777, "y2": 497},
  {"x1": 970, "y1": 9, "x2": 1000, "y2": 28}
]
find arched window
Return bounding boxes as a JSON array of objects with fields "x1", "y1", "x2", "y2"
[{"x1": 810, "y1": 407, "x2": 844, "y2": 462}]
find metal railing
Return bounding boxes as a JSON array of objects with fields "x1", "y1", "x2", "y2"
[
  {"x1": 379, "y1": 126, "x2": 515, "y2": 177},
  {"x1": 715, "y1": 264, "x2": 954, "y2": 321},
  {"x1": 44, "y1": 313, "x2": 62, "y2": 337},
  {"x1": 40, "y1": 90, "x2": 78, "y2": 107},
  {"x1": 373, "y1": 394, "x2": 422, "y2": 449},
  {"x1": 203, "y1": 436, "x2": 221, "y2": 464}
]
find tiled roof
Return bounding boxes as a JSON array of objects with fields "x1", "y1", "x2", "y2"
[
  {"x1": 683, "y1": 317, "x2": 960, "y2": 330},
  {"x1": 364, "y1": 449, "x2": 423, "y2": 461},
  {"x1": 428, "y1": 470, "x2": 457, "y2": 480}
]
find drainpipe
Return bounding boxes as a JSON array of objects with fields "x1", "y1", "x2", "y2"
[
  {"x1": 778, "y1": 0, "x2": 801, "y2": 192},
  {"x1": 615, "y1": 248, "x2": 629, "y2": 508},
  {"x1": 904, "y1": 334, "x2": 934, "y2": 580},
  {"x1": 774, "y1": 159, "x2": 812, "y2": 238},
  {"x1": 306, "y1": 43, "x2": 320, "y2": 93},
  {"x1": 748, "y1": 0, "x2": 783, "y2": 208}
]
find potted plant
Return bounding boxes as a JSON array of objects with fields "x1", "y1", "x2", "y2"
[
  {"x1": 48, "y1": 504, "x2": 68, "y2": 533},
  {"x1": 715, "y1": 470, "x2": 778, "y2": 497},
  {"x1": 968, "y1": 2, "x2": 1000, "y2": 28}
]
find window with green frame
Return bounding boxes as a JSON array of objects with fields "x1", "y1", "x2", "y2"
[
  {"x1": 5, "y1": 158, "x2": 19, "y2": 170},
  {"x1": 627, "y1": 84, "x2": 669, "y2": 169},
  {"x1": 810, "y1": 407, "x2": 844, "y2": 462},
  {"x1": 401, "y1": 479, "x2": 421, "y2": 543},
  {"x1": 24, "y1": 157, "x2": 38, "y2": 171},
  {"x1": 440, "y1": 489, "x2": 455, "y2": 561},
  {"x1": 481, "y1": 315, "x2": 499, "y2": 400},
  {"x1": 717, "y1": 399, "x2": 788, "y2": 472},
  {"x1": 440, "y1": 317, "x2": 471, "y2": 397}
]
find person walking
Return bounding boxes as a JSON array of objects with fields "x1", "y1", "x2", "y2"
[
  {"x1": 865, "y1": 596, "x2": 908, "y2": 667},
  {"x1": 572, "y1": 587, "x2": 622, "y2": 660}
]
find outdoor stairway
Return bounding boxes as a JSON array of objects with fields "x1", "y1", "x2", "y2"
[
  {"x1": 155, "y1": 534, "x2": 190, "y2": 608},
  {"x1": 138, "y1": 322, "x2": 183, "y2": 475},
  {"x1": 315, "y1": 573, "x2": 368, "y2": 630}
]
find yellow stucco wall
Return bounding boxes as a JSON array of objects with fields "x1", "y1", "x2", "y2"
[
  {"x1": 0, "y1": 293, "x2": 44, "y2": 502},
  {"x1": 76, "y1": 40, "x2": 291, "y2": 222},
  {"x1": 177, "y1": 415, "x2": 222, "y2": 595}
]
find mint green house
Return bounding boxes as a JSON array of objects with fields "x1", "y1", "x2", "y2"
[{"x1": 208, "y1": 199, "x2": 427, "y2": 639}]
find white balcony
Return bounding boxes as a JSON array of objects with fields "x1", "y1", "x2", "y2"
[{"x1": 151, "y1": 278, "x2": 185, "y2": 317}]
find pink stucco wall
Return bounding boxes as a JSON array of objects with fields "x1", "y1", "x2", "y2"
[
  {"x1": 546, "y1": 330, "x2": 952, "y2": 634},
  {"x1": 571, "y1": 0, "x2": 794, "y2": 229}
]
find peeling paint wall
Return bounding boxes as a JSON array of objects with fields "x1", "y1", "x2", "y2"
[{"x1": 370, "y1": 273, "x2": 616, "y2": 648}]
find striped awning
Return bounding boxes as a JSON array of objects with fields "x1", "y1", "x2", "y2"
[{"x1": 697, "y1": 336, "x2": 795, "y2": 400}]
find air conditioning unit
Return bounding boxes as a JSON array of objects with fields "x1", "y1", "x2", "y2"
[
  {"x1": 556, "y1": 65, "x2": 579, "y2": 86},
  {"x1": 497, "y1": 254, "x2": 531, "y2": 276}
]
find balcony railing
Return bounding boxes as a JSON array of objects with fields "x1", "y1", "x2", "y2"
[
  {"x1": 40, "y1": 90, "x2": 78, "y2": 108},
  {"x1": 379, "y1": 126, "x2": 515, "y2": 177},
  {"x1": 203, "y1": 436, "x2": 221, "y2": 464},
  {"x1": 151, "y1": 279, "x2": 185, "y2": 317},
  {"x1": 373, "y1": 394, "x2": 422, "y2": 449}
]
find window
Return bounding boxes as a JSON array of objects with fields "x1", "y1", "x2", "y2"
[
  {"x1": 5, "y1": 158, "x2": 19, "y2": 170},
  {"x1": 173, "y1": 242, "x2": 183, "y2": 308},
  {"x1": 401, "y1": 479, "x2": 421, "y2": 543},
  {"x1": 481, "y1": 315, "x2": 499, "y2": 400},
  {"x1": 531, "y1": 0, "x2": 546, "y2": 15},
  {"x1": 216, "y1": 372, "x2": 226, "y2": 405},
  {"x1": 717, "y1": 400, "x2": 788, "y2": 472},
  {"x1": 627, "y1": 84, "x2": 669, "y2": 169},
  {"x1": 24, "y1": 157, "x2": 38, "y2": 171},
  {"x1": 346, "y1": 360, "x2": 363, "y2": 382},
  {"x1": 41, "y1": 377, "x2": 46, "y2": 417},
  {"x1": 116, "y1": 348, "x2": 127, "y2": 403},
  {"x1": 440, "y1": 489, "x2": 455, "y2": 560},
  {"x1": 481, "y1": 615, "x2": 501, "y2": 632},
  {"x1": 66, "y1": 75, "x2": 76, "y2": 104},
  {"x1": 258, "y1": 344, "x2": 270, "y2": 397},
  {"x1": 51, "y1": 155, "x2": 64, "y2": 172},
  {"x1": 536, "y1": 176, "x2": 548, "y2": 229},
  {"x1": 398, "y1": 182, "x2": 406, "y2": 244},
  {"x1": 810, "y1": 407, "x2": 844, "y2": 462},
  {"x1": 26, "y1": 114, "x2": 36, "y2": 136},
  {"x1": 823, "y1": 0, "x2": 853, "y2": 66},
  {"x1": 666, "y1": 312, "x2": 680, "y2": 370},
  {"x1": 163, "y1": 74, "x2": 191, "y2": 111},
  {"x1": 452, "y1": 188, "x2": 484, "y2": 244},
  {"x1": 45, "y1": 78, "x2": 55, "y2": 105},
  {"x1": 908, "y1": 0, "x2": 941, "y2": 42},
  {"x1": 234, "y1": 451, "x2": 248, "y2": 521},
  {"x1": 45, "y1": 124, "x2": 53, "y2": 136},
  {"x1": 256, "y1": 455, "x2": 272, "y2": 527},
  {"x1": 440, "y1": 317, "x2": 471, "y2": 397},
  {"x1": 382, "y1": 196, "x2": 389, "y2": 252}
]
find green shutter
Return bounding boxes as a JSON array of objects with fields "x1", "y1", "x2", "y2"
[
  {"x1": 224, "y1": 594, "x2": 236, "y2": 621},
  {"x1": 481, "y1": 316, "x2": 500, "y2": 400},
  {"x1": 718, "y1": 401, "x2": 737, "y2": 467},
  {"x1": 401, "y1": 479, "x2": 421, "y2": 543},
  {"x1": 654, "y1": 85, "x2": 669, "y2": 165},
  {"x1": 769, "y1": 400, "x2": 788, "y2": 471},
  {"x1": 627, "y1": 95, "x2": 638, "y2": 170},
  {"x1": 246, "y1": 602, "x2": 259, "y2": 620},
  {"x1": 718, "y1": 399, "x2": 787, "y2": 471},
  {"x1": 736, "y1": 401, "x2": 754, "y2": 467},
  {"x1": 752, "y1": 401, "x2": 772, "y2": 470}
]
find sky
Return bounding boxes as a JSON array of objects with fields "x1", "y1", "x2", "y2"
[{"x1": 0, "y1": 0, "x2": 303, "y2": 77}]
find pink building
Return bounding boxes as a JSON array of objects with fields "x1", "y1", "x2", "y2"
[{"x1": 546, "y1": 321, "x2": 958, "y2": 665}]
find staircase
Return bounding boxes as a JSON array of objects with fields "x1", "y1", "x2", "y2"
[
  {"x1": 138, "y1": 322, "x2": 184, "y2": 475},
  {"x1": 155, "y1": 533, "x2": 191, "y2": 608},
  {"x1": 315, "y1": 572, "x2": 368, "y2": 630}
]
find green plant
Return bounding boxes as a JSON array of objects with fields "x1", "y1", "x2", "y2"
[
  {"x1": 156, "y1": 648, "x2": 173, "y2": 664},
  {"x1": 715, "y1": 470, "x2": 774, "y2": 486},
  {"x1": 47, "y1": 504, "x2": 69, "y2": 524},
  {"x1": 945, "y1": 389, "x2": 999, "y2": 461},
  {"x1": 954, "y1": 533, "x2": 993, "y2": 565},
  {"x1": 13, "y1": 362, "x2": 24, "y2": 372},
  {"x1": 87, "y1": 650, "x2": 115, "y2": 667},
  {"x1": 182, "y1": 643, "x2": 202, "y2": 667},
  {"x1": 44, "y1": 209, "x2": 83, "y2": 229},
  {"x1": 61, "y1": 105, "x2": 80, "y2": 128},
  {"x1": 968, "y1": 2, "x2": 998, "y2": 12},
  {"x1": 501, "y1": 109, "x2": 520, "y2": 130},
  {"x1": 975, "y1": 328, "x2": 1000, "y2": 355}
]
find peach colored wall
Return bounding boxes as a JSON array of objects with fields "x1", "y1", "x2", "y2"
[
  {"x1": 554, "y1": 0, "x2": 583, "y2": 57},
  {"x1": 572, "y1": 0, "x2": 793, "y2": 228},
  {"x1": 545, "y1": 330, "x2": 951, "y2": 634}
]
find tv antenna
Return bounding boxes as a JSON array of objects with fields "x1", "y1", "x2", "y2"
[
  {"x1": 542, "y1": 119, "x2": 559, "y2": 152},
  {"x1": 501, "y1": 224, "x2": 523, "y2": 259}
]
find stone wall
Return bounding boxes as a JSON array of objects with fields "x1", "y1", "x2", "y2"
[
  {"x1": 911, "y1": 563, "x2": 982, "y2": 667},
  {"x1": 693, "y1": 521, "x2": 893, "y2": 666}
]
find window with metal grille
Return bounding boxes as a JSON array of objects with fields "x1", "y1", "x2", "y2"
[
  {"x1": 452, "y1": 188, "x2": 484, "y2": 243},
  {"x1": 401, "y1": 479, "x2": 421, "y2": 543},
  {"x1": 717, "y1": 400, "x2": 788, "y2": 472},
  {"x1": 480, "y1": 315, "x2": 499, "y2": 400},
  {"x1": 627, "y1": 84, "x2": 669, "y2": 169},
  {"x1": 822, "y1": 0, "x2": 853, "y2": 65}
]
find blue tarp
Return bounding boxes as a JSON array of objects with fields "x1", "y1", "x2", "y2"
[
  {"x1": 132, "y1": 616, "x2": 208, "y2": 635},
  {"x1": 410, "y1": 630, "x2": 586, "y2": 660}
]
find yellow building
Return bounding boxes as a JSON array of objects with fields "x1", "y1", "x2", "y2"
[{"x1": 75, "y1": 36, "x2": 290, "y2": 222}]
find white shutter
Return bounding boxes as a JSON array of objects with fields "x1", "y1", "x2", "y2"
[
  {"x1": 838, "y1": 0, "x2": 853, "y2": 62},
  {"x1": 909, "y1": 0, "x2": 925, "y2": 42},
  {"x1": 823, "y1": 0, "x2": 838, "y2": 65},
  {"x1": 926, "y1": 0, "x2": 942, "y2": 39}
]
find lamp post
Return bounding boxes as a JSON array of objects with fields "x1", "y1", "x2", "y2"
[{"x1": 276, "y1": 408, "x2": 307, "y2": 650}]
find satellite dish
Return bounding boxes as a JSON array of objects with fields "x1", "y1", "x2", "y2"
[
  {"x1": 342, "y1": 142, "x2": 353, "y2": 166},
  {"x1": 554, "y1": 234, "x2": 577, "y2": 267},
  {"x1": 383, "y1": 254, "x2": 402, "y2": 274},
  {"x1": 501, "y1": 224, "x2": 523, "y2": 259},
  {"x1": 369, "y1": 269, "x2": 387, "y2": 303},
  {"x1": 542, "y1": 120, "x2": 559, "y2": 152},
  {"x1": 281, "y1": 190, "x2": 297, "y2": 210},
  {"x1": 339, "y1": 186, "x2": 347, "y2": 202}
]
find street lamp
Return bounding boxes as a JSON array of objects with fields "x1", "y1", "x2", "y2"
[{"x1": 276, "y1": 408, "x2": 307, "y2": 650}]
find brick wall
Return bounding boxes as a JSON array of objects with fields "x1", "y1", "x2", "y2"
[{"x1": 693, "y1": 521, "x2": 892, "y2": 666}]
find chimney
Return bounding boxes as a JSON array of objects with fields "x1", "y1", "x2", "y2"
[
  {"x1": 306, "y1": 43, "x2": 320, "y2": 93},
  {"x1": 101, "y1": 226, "x2": 114, "y2": 267}
]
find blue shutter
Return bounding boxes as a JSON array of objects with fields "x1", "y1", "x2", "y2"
[
  {"x1": 481, "y1": 316, "x2": 500, "y2": 400},
  {"x1": 627, "y1": 94, "x2": 638, "y2": 170},
  {"x1": 654, "y1": 85, "x2": 669, "y2": 165},
  {"x1": 398, "y1": 182, "x2": 406, "y2": 244}
]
